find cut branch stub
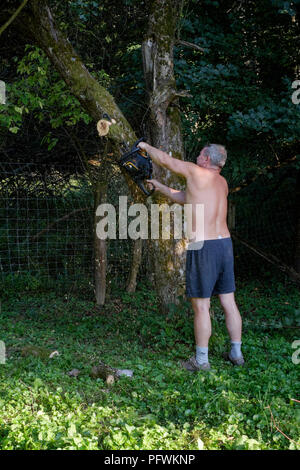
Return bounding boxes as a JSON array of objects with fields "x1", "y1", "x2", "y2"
[{"x1": 97, "y1": 118, "x2": 116, "y2": 137}]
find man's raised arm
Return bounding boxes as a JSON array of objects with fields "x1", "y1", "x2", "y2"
[{"x1": 138, "y1": 142, "x2": 195, "y2": 178}]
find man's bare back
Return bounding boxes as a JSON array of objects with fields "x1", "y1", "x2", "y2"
[{"x1": 185, "y1": 166, "x2": 230, "y2": 240}]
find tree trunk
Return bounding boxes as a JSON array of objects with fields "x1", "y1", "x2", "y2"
[
  {"x1": 127, "y1": 239, "x2": 143, "y2": 293},
  {"x1": 94, "y1": 181, "x2": 107, "y2": 306},
  {"x1": 142, "y1": 0, "x2": 187, "y2": 311}
]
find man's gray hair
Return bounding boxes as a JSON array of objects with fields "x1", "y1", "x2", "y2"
[{"x1": 203, "y1": 144, "x2": 227, "y2": 168}]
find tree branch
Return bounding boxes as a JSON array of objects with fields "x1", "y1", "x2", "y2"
[
  {"x1": 0, "y1": 0, "x2": 29, "y2": 36},
  {"x1": 19, "y1": 0, "x2": 136, "y2": 149},
  {"x1": 176, "y1": 39, "x2": 205, "y2": 52},
  {"x1": 267, "y1": 406, "x2": 298, "y2": 445},
  {"x1": 232, "y1": 233, "x2": 300, "y2": 285},
  {"x1": 16, "y1": 0, "x2": 145, "y2": 202}
]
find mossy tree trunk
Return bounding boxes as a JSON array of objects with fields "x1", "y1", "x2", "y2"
[{"x1": 142, "y1": 0, "x2": 187, "y2": 310}]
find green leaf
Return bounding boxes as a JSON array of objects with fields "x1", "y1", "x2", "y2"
[{"x1": 9, "y1": 126, "x2": 19, "y2": 133}]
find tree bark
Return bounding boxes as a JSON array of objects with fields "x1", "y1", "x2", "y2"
[
  {"x1": 142, "y1": 0, "x2": 187, "y2": 311},
  {"x1": 127, "y1": 238, "x2": 143, "y2": 293},
  {"x1": 18, "y1": 0, "x2": 146, "y2": 304}
]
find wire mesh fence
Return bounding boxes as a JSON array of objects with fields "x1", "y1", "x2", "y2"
[
  {"x1": 229, "y1": 165, "x2": 298, "y2": 279},
  {"x1": 0, "y1": 161, "x2": 93, "y2": 279},
  {"x1": 0, "y1": 160, "x2": 136, "y2": 288},
  {"x1": 0, "y1": 157, "x2": 298, "y2": 292},
  {"x1": 230, "y1": 171, "x2": 299, "y2": 266}
]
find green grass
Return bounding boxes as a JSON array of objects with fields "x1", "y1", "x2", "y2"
[{"x1": 0, "y1": 275, "x2": 299, "y2": 450}]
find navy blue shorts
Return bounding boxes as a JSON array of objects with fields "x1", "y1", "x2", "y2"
[{"x1": 186, "y1": 237, "x2": 236, "y2": 298}]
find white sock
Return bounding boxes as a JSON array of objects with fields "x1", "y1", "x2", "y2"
[
  {"x1": 196, "y1": 346, "x2": 209, "y2": 365},
  {"x1": 230, "y1": 341, "x2": 242, "y2": 359}
]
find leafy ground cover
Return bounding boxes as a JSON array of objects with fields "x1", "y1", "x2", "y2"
[{"x1": 0, "y1": 274, "x2": 299, "y2": 450}]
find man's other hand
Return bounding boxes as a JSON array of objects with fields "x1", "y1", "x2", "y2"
[{"x1": 146, "y1": 179, "x2": 160, "y2": 192}]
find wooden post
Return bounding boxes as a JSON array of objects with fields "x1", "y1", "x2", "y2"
[
  {"x1": 127, "y1": 238, "x2": 143, "y2": 293},
  {"x1": 94, "y1": 181, "x2": 107, "y2": 306}
]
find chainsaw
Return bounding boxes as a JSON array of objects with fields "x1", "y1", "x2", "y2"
[{"x1": 119, "y1": 137, "x2": 155, "y2": 197}]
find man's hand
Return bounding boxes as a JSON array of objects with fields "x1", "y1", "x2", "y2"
[
  {"x1": 146, "y1": 178, "x2": 161, "y2": 192},
  {"x1": 146, "y1": 179, "x2": 186, "y2": 204},
  {"x1": 137, "y1": 141, "x2": 148, "y2": 151}
]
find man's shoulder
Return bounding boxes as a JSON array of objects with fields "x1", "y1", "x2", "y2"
[
  {"x1": 188, "y1": 163, "x2": 207, "y2": 175},
  {"x1": 218, "y1": 174, "x2": 229, "y2": 194},
  {"x1": 189, "y1": 166, "x2": 216, "y2": 179},
  {"x1": 186, "y1": 166, "x2": 210, "y2": 190},
  {"x1": 218, "y1": 173, "x2": 228, "y2": 183},
  {"x1": 193, "y1": 170, "x2": 229, "y2": 191}
]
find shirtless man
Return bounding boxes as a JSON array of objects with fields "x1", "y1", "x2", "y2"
[{"x1": 137, "y1": 142, "x2": 245, "y2": 371}]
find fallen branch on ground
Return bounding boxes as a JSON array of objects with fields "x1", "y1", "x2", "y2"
[{"x1": 266, "y1": 405, "x2": 298, "y2": 445}]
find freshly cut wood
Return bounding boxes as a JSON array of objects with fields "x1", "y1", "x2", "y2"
[
  {"x1": 97, "y1": 119, "x2": 111, "y2": 136},
  {"x1": 106, "y1": 375, "x2": 115, "y2": 386}
]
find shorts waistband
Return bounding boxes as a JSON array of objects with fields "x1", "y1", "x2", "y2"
[
  {"x1": 203, "y1": 237, "x2": 231, "y2": 242},
  {"x1": 187, "y1": 237, "x2": 231, "y2": 250}
]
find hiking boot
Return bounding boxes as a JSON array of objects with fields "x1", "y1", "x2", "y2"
[
  {"x1": 223, "y1": 351, "x2": 245, "y2": 366},
  {"x1": 180, "y1": 356, "x2": 211, "y2": 372}
]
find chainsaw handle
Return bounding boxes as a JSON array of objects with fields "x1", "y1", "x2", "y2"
[
  {"x1": 134, "y1": 137, "x2": 146, "y2": 147},
  {"x1": 134, "y1": 137, "x2": 148, "y2": 157},
  {"x1": 138, "y1": 180, "x2": 155, "y2": 197}
]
